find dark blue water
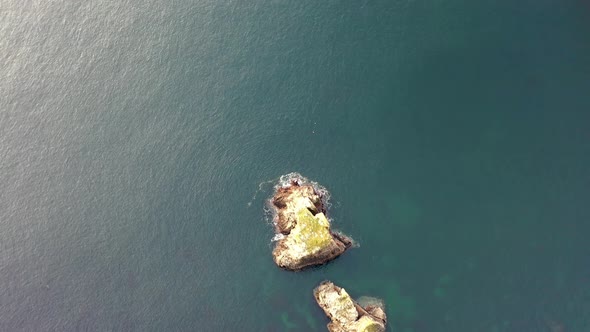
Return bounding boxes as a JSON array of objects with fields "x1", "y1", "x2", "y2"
[{"x1": 1, "y1": 1, "x2": 589, "y2": 331}]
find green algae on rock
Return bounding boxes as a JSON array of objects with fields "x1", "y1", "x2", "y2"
[
  {"x1": 314, "y1": 281, "x2": 387, "y2": 332},
  {"x1": 270, "y1": 173, "x2": 353, "y2": 271},
  {"x1": 288, "y1": 208, "x2": 333, "y2": 250}
]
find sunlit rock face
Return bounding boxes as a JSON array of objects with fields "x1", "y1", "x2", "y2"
[
  {"x1": 314, "y1": 281, "x2": 387, "y2": 332},
  {"x1": 269, "y1": 173, "x2": 353, "y2": 271}
]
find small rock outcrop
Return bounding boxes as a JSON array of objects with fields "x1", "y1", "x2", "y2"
[
  {"x1": 270, "y1": 174, "x2": 353, "y2": 270},
  {"x1": 313, "y1": 281, "x2": 387, "y2": 332}
]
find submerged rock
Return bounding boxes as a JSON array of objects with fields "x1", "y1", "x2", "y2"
[
  {"x1": 270, "y1": 173, "x2": 353, "y2": 270},
  {"x1": 313, "y1": 281, "x2": 387, "y2": 332}
]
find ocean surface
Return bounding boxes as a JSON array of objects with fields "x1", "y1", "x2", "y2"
[{"x1": 1, "y1": 1, "x2": 590, "y2": 331}]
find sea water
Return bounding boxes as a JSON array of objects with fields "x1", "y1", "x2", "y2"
[{"x1": 1, "y1": 1, "x2": 589, "y2": 331}]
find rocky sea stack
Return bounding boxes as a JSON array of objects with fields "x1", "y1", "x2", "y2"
[
  {"x1": 270, "y1": 173, "x2": 353, "y2": 271},
  {"x1": 314, "y1": 281, "x2": 387, "y2": 332}
]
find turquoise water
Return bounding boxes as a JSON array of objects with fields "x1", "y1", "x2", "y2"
[{"x1": 1, "y1": 1, "x2": 589, "y2": 331}]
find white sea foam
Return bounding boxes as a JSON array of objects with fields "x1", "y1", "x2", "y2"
[
  {"x1": 271, "y1": 233, "x2": 285, "y2": 242},
  {"x1": 247, "y1": 178, "x2": 277, "y2": 207}
]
